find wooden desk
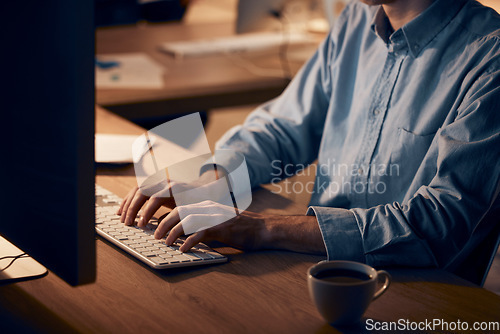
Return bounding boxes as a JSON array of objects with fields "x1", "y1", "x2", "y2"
[
  {"x1": 1, "y1": 108, "x2": 499, "y2": 334},
  {"x1": 96, "y1": 22, "x2": 317, "y2": 119}
]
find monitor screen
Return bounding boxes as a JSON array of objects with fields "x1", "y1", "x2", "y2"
[
  {"x1": 236, "y1": 0, "x2": 287, "y2": 34},
  {"x1": 236, "y1": 0, "x2": 342, "y2": 35},
  {"x1": 0, "y1": 1, "x2": 96, "y2": 286}
]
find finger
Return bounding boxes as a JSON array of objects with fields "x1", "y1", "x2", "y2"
[
  {"x1": 137, "y1": 195, "x2": 169, "y2": 228},
  {"x1": 180, "y1": 232, "x2": 206, "y2": 252},
  {"x1": 124, "y1": 191, "x2": 149, "y2": 226},
  {"x1": 166, "y1": 223, "x2": 185, "y2": 246},
  {"x1": 154, "y1": 208, "x2": 181, "y2": 239},
  {"x1": 118, "y1": 187, "x2": 139, "y2": 220},
  {"x1": 179, "y1": 213, "x2": 231, "y2": 235}
]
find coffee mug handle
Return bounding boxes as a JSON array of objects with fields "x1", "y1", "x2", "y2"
[{"x1": 373, "y1": 270, "x2": 391, "y2": 300}]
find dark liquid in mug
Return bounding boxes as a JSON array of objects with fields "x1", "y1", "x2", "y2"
[{"x1": 314, "y1": 269, "x2": 372, "y2": 283}]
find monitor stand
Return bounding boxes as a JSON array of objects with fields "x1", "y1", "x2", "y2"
[{"x1": 0, "y1": 236, "x2": 47, "y2": 284}]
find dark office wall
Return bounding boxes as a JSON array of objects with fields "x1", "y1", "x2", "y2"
[{"x1": 95, "y1": 0, "x2": 188, "y2": 26}]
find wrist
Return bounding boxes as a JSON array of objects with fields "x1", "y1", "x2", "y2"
[
  {"x1": 259, "y1": 215, "x2": 326, "y2": 254},
  {"x1": 259, "y1": 215, "x2": 301, "y2": 250},
  {"x1": 259, "y1": 215, "x2": 280, "y2": 249}
]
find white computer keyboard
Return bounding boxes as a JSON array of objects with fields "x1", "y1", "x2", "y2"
[
  {"x1": 158, "y1": 31, "x2": 313, "y2": 58},
  {"x1": 95, "y1": 185, "x2": 227, "y2": 269}
]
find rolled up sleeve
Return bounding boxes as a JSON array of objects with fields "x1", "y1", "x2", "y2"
[{"x1": 307, "y1": 206, "x2": 365, "y2": 263}]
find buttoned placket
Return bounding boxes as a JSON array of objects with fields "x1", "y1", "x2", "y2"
[{"x1": 352, "y1": 38, "x2": 407, "y2": 207}]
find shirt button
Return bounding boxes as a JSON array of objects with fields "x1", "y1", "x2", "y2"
[
  {"x1": 357, "y1": 168, "x2": 364, "y2": 175},
  {"x1": 373, "y1": 109, "x2": 381, "y2": 115}
]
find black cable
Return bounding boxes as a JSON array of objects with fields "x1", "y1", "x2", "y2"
[
  {"x1": 269, "y1": 9, "x2": 293, "y2": 81},
  {"x1": 0, "y1": 253, "x2": 29, "y2": 272}
]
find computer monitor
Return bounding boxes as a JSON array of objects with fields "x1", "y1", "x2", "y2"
[
  {"x1": 236, "y1": 0, "x2": 287, "y2": 34},
  {"x1": 0, "y1": 1, "x2": 96, "y2": 286},
  {"x1": 236, "y1": 0, "x2": 345, "y2": 35}
]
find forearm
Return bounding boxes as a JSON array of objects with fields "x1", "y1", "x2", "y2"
[{"x1": 261, "y1": 215, "x2": 326, "y2": 255}]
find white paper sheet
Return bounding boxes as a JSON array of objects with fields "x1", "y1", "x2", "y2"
[
  {"x1": 95, "y1": 53, "x2": 165, "y2": 89},
  {"x1": 95, "y1": 134, "x2": 155, "y2": 164}
]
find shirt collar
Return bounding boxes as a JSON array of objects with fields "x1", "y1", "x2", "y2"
[{"x1": 370, "y1": 0, "x2": 470, "y2": 57}]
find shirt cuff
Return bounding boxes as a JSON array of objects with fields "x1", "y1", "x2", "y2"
[{"x1": 306, "y1": 206, "x2": 365, "y2": 263}]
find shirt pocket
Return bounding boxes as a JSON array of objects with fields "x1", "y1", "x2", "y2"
[{"x1": 387, "y1": 127, "x2": 438, "y2": 201}]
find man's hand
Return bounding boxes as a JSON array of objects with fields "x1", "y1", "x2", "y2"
[
  {"x1": 117, "y1": 169, "x2": 221, "y2": 227},
  {"x1": 154, "y1": 200, "x2": 326, "y2": 255},
  {"x1": 155, "y1": 202, "x2": 268, "y2": 252},
  {"x1": 117, "y1": 168, "x2": 326, "y2": 255}
]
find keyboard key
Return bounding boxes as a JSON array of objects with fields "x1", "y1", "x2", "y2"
[
  {"x1": 166, "y1": 249, "x2": 180, "y2": 256},
  {"x1": 103, "y1": 198, "x2": 118, "y2": 204},
  {"x1": 173, "y1": 255, "x2": 191, "y2": 263},
  {"x1": 183, "y1": 253, "x2": 202, "y2": 261},
  {"x1": 205, "y1": 251, "x2": 225, "y2": 259},
  {"x1": 149, "y1": 257, "x2": 170, "y2": 265},
  {"x1": 191, "y1": 251, "x2": 213, "y2": 260},
  {"x1": 159, "y1": 253, "x2": 173, "y2": 259}
]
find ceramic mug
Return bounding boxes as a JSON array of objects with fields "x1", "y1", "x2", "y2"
[{"x1": 307, "y1": 260, "x2": 391, "y2": 325}]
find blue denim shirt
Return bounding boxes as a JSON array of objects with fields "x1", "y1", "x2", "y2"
[{"x1": 215, "y1": 0, "x2": 500, "y2": 269}]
